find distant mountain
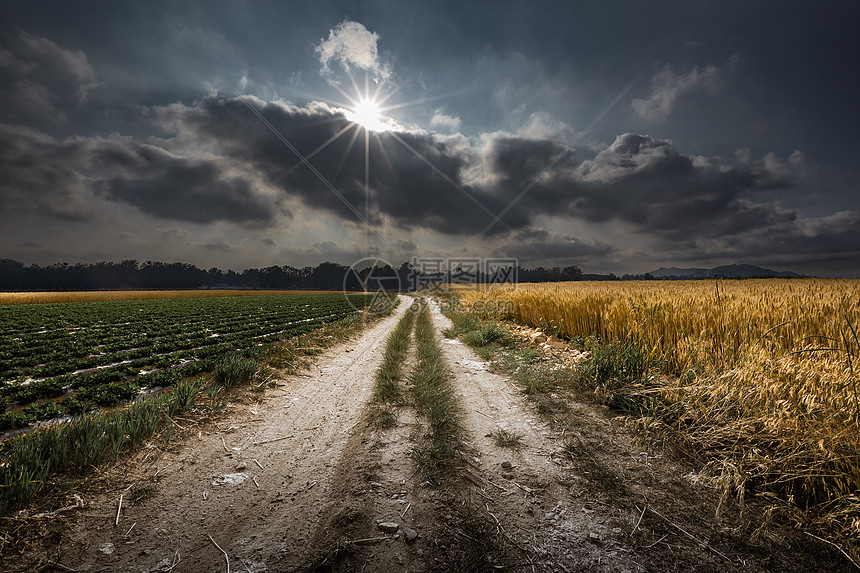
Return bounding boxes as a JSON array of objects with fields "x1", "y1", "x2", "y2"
[{"x1": 649, "y1": 264, "x2": 802, "y2": 279}]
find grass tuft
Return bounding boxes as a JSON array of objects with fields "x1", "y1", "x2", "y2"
[
  {"x1": 170, "y1": 377, "x2": 204, "y2": 412},
  {"x1": 462, "y1": 322, "x2": 512, "y2": 348},
  {"x1": 204, "y1": 382, "x2": 224, "y2": 412},
  {"x1": 489, "y1": 428, "x2": 524, "y2": 448},
  {"x1": 442, "y1": 313, "x2": 480, "y2": 338},
  {"x1": 580, "y1": 338, "x2": 648, "y2": 390}
]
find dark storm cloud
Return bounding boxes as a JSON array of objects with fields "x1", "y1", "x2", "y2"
[
  {"x1": 368, "y1": 130, "x2": 529, "y2": 233},
  {"x1": 0, "y1": 121, "x2": 286, "y2": 226},
  {"x1": 1, "y1": 88, "x2": 838, "y2": 265},
  {"x1": 0, "y1": 124, "x2": 96, "y2": 220},
  {"x1": 636, "y1": 209, "x2": 860, "y2": 276},
  {"x1": 147, "y1": 97, "x2": 819, "y2": 248},
  {"x1": 484, "y1": 132, "x2": 800, "y2": 240},
  {"x1": 155, "y1": 94, "x2": 814, "y2": 262},
  {"x1": 0, "y1": 31, "x2": 96, "y2": 124},
  {"x1": 96, "y1": 145, "x2": 283, "y2": 225},
  {"x1": 155, "y1": 97, "x2": 528, "y2": 234},
  {"x1": 719, "y1": 211, "x2": 860, "y2": 259}
]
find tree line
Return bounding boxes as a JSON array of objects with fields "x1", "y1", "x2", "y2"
[{"x1": 0, "y1": 259, "x2": 613, "y2": 291}]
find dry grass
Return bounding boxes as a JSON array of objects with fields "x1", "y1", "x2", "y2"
[
  {"x1": 458, "y1": 279, "x2": 860, "y2": 554},
  {"x1": 409, "y1": 299, "x2": 465, "y2": 485},
  {"x1": 0, "y1": 290, "x2": 356, "y2": 305}
]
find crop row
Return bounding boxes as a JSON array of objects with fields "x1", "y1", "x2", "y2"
[
  {"x1": 0, "y1": 293, "x2": 371, "y2": 430},
  {"x1": 0, "y1": 308, "x2": 350, "y2": 381}
]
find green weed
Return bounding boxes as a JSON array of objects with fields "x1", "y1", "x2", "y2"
[
  {"x1": 171, "y1": 377, "x2": 203, "y2": 412},
  {"x1": 204, "y1": 383, "x2": 223, "y2": 411},
  {"x1": 519, "y1": 348, "x2": 539, "y2": 363},
  {"x1": 213, "y1": 352, "x2": 259, "y2": 389},
  {"x1": 442, "y1": 313, "x2": 480, "y2": 338}
]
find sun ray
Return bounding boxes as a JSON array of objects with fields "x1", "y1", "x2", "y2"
[
  {"x1": 380, "y1": 90, "x2": 472, "y2": 112},
  {"x1": 373, "y1": 131, "x2": 398, "y2": 175},
  {"x1": 332, "y1": 120, "x2": 364, "y2": 181},
  {"x1": 346, "y1": 69, "x2": 363, "y2": 107},
  {"x1": 370, "y1": 76, "x2": 387, "y2": 102},
  {"x1": 325, "y1": 97, "x2": 357, "y2": 111},
  {"x1": 278, "y1": 122, "x2": 359, "y2": 180},
  {"x1": 222, "y1": 80, "x2": 389, "y2": 247},
  {"x1": 373, "y1": 84, "x2": 397, "y2": 106},
  {"x1": 364, "y1": 126, "x2": 371, "y2": 266},
  {"x1": 364, "y1": 72, "x2": 370, "y2": 104}
]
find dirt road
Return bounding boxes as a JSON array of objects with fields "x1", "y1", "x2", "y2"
[{"x1": 6, "y1": 297, "x2": 831, "y2": 572}]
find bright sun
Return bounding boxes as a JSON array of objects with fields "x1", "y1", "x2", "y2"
[{"x1": 348, "y1": 99, "x2": 386, "y2": 132}]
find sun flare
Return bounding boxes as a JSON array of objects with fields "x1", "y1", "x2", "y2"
[{"x1": 348, "y1": 99, "x2": 386, "y2": 132}]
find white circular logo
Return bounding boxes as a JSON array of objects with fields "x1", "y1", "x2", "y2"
[{"x1": 342, "y1": 257, "x2": 401, "y2": 315}]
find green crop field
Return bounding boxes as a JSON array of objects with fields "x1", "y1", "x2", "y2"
[{"x1": 0, "y1": 293, "x2": 371, "y2": 431}]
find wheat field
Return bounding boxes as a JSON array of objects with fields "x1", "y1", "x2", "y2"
[{"x1": 458, "y1": 279, "x2": 860, "y2": 546}]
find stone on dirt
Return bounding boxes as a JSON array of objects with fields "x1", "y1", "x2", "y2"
[
  {"x1": 404, "y1": 527, "x2": 418, "y2": 542},
  {"x1": 377, "y1": 521, "x2": 399, "y2": 533},
  {"x1": 212, "y1": 472, "x2": 248, "y2": 486}
]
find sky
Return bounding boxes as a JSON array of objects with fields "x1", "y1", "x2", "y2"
[{"x1": 1, "y1": 1, "x2": 858, "y2": 277}]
